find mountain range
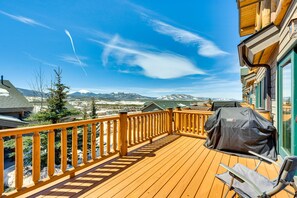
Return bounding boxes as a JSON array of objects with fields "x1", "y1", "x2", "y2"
[{"x1": 17, "y1": 88, "x2": 238, "y2": 101}]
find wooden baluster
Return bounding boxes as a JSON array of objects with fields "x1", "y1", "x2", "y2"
[
  {"x1": 128, "y1": 118, "x2": 132, "y2": 145},
  {"x1": 100, "y1": 122, "x2": 104, "y2": 157},
  {"x1": 0, "y1": 136, "x2": 4, "y2": 194},
  {"x1": 161, "y1": 113, "x2": 164, "y2": 133},
  {"x1": 133, "y1": 117, "x2": 136, "y2": 144},
  {"x1": 137, "y1": 117, "x2": 140, "y2": 142},
  {"x1": 155, "y1": 114, "x2": 158, "y2": 136},
  {"x1": 193, "y1": 114, "x2": 197, "y2": 134},
  {"x1": 180, "y1": 113, "x2": 184, "y2": 132},
  {"x1": 32, "y1": 132, "x2": 40, "y2": 184},
  {"x1": 91, "y1": 123, "x2": 96, "y2": 160},
  {"x1": 47, "y1": 130, "x2": 55, "y2": 177},
  {"x1": 119, "y1": 111, "x2": 128, "y2": 156},
  {"x1": 157, "y1": 114, "x2": 160, "y2": 135},
  {"x1": 201, "y1": 115, "x2": 205, "y2": 135},
  {"x1": 107, "y1": 121, "x2": 111, "y2": 153},
  {"x1": 15, "y1": 134, "x2": 23, "y2": 190},
  {"x1": 143, "y1": 116, "x2": 146, "y2": 140},
  {"x1": 72, "y1": 126, "x2": 78, "y2": 168},
  {"x1": 113, "y1": 120, "x2": 117, "y2": 152},
  {"x1": 168, "y1": 108, "x2": 173, "y2": 135},
  {"x1": 149, "y1": 115, "x2": 152, "y2": 142},
  {"x1": 61, "y1": 128, "x2": 67, "y2": 173},
  {"x1": 197, "y1": 114, "x2": 201, "y2": 134},
  {"x1": 83, "y1": 125, "x2": 88, "y2": 164},
  {"x1": 138, "y1": 116, "x2": 142, "y2": 142}
]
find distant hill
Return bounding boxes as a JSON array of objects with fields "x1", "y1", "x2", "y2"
[
  {"x1": 17, "y1": 88, "x2": 44, "y2": 97},
  {"x1": 69, "y1": 90, "x2": 156, "y2": 101}
]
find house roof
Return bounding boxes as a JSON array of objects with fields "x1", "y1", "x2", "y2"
[
  {"x1": 238, "y1": 23, "x2": 279, "y2": 66},
  {"x1": 0, "y1": 114, "x2": 28, "y2": 128},
  {"x1": 0, "y1": 80, "x2": 33, "y2": 113},
  {"x1": 142, "y1": 100, "x2": 195, "y2": 111}
]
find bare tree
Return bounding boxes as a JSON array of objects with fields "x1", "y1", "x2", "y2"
[{"x1": 30, "y1": 66, "x2": 47, "y2": 110}]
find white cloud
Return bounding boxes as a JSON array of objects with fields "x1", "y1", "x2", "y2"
[
  {"x1": 150, "y1": 20, "x2": 228, "y2": 57},
  {"x1": 92, "y1": 36, "x2": 205, "y2": 79},
  {"x1": 0, "y1": 10, "x2": 52, "y2": 30},
  {"x1": 64, "y1": 29, "x2": 87, "y2": 76},
  {"x1": 25, "y1": 53, "x2": 58, "y2": 68},
  {"x1": 59, "y1": 55, "x2": 87, "y2": 67}
]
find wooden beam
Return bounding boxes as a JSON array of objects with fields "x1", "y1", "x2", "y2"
[
  {"x1": 262, "y1": 0, "x2": 271, "y2": 27},
  {"x1": 274, "y1": 0, "x2": 292, "y2": 25},
  {"x1": 255, "y1": 1, "x2": 262, "y2": 31}
]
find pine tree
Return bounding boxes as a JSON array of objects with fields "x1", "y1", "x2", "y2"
[{"x1": 90, "y1": 97, "x2": 97, "y2": 119}]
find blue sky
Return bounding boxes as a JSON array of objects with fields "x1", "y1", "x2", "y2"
[{"x1": 0, "y1": 0, "x2": 242, "y2": 99}]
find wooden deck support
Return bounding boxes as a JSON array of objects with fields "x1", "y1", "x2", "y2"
[{"x1": 119, "y1": 111, "x2": 128, "y2": 157}]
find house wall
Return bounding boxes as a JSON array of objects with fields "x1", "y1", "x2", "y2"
[{"x1": 278, "y1": 1, "x2": 297, "y2": 60}]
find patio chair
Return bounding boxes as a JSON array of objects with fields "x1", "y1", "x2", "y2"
[{"x1": 216, "y1": 151, "x2": 297, "y2": 198}]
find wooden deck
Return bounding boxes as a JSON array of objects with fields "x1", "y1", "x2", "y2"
[{"x1": 23, "y1": 135, "x2": 293, "y2": 198}]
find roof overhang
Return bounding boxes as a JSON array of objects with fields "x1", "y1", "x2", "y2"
[
  {"x1": 0, "y1": 115, "x2": 28, "y2": 128},
  {"x1": 237, "y1": 0, "x2": 260, "y2": 36},
  {"x1": 242, "y1": 72, "x2": 256, "y2": 86},
  {"x1": 238, "y1": 23, "x2": 279, "y2": 66}
]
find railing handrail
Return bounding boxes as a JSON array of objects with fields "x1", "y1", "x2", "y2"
[{"x1": 0, "y1": 115, "x2": 120, "y2": 137}]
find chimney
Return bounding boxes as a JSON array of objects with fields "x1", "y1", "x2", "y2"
[{"x1": 1, "y1": 75, "x2": 3, "y2": 85}]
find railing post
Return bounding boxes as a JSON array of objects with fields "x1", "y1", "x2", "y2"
[
  {"x1": 119, "y1": 111, "x2": 128, "y2": 157},
  {"x1": 32, "y1": 132, "x2": 41, "y2": 184},
  {"x1": 0, "y1": 136, "x2": 4, "y2": 195},
  {"x1": 167, "y1": 108, "x2": 173, "y2": 135},
  {"x1": 15, "y1": 134, "x2": 23, "y2": 191},
  {"x1": 47, "y1": 130, "x2": 55, "y2": 178},
  {"x1": 175, "y1": 107, "x2": 181, "y2": 132}
]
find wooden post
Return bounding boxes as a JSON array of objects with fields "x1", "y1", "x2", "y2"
[
  {"x1": 119, "y1": 111, "x2": 128, "y2": 157},
  {"x1": 91, "y1": 123, "x2": 96, "y2": 160},
  {"x1": 32, "y1": 132, "x2": 41, "y2": 184},
  {"x1": 113, "y1": 120, "x2": 117, "y2": 152},
  {"x1": 255, "y1": 1, "x2": 262, "y2": 31},
  {"x1": 0, "y1": 137, "x2": 4, "y2": 195},
  {"x1": 61, "y1": 128, "x2": 67, "y2": 173},
  {"x1": 262, "y1": 0, "x2": 271, "y2": 28},
  {"x1": 47, "y1": 130, "x2": 55, "y2": 177},
  {"x1": 15, "y1": 134, "x2": 23, "y2": 191},
  {"x1": 72, "y1": 126, "x2": 78, "y2": 168},
  {"x1": 83, "y1": 125, "x2": 88, "y2": 164},
  {"x1": 107, "y1": 121, "x2": 111, "y2": 154},
  {"x1": 167, "y1": 108, "x2": 173, "y2": 135},
  {"x1": 100, "y1": 122, "x2": 104, "y2": 157}
]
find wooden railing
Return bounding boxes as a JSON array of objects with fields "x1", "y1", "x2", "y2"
[
  {"x1": 173, "y1": 110, "x2": 214, "y2": 138},
  {"x1": 0, "y1": 110, "x2": 175, "y2": 197}
]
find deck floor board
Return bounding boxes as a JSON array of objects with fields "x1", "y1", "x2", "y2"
[{"x1": 22, "y1": 135, "x2": 293, "y2": 198}]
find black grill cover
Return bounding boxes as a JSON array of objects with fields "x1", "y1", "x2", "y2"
[
  {"x1": 204, "y1": 107, "x2": 277, "y2": 160},
  {"x1": 211, "y1": 101, "x2": 241, "y2": 111}
]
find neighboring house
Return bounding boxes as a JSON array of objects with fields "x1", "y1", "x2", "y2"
[
  {"x1": 236, "y1": 0, "x2": 295, "y2": 158},
  {"x1": 142, "y1": 101, "x2": 194, "y2": 112},
  {"x1": 0, "y1": 78, "x2": 33, "y2": 129}
]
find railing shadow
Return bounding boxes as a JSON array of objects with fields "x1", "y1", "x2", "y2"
[{"x1": 28, "y1": 134, "x2": 181, "y2": 198}]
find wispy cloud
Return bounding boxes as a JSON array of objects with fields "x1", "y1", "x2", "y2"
[
  {"x1": 150, "y1": 20, "x2": 228, "y2": 57},
  {"x1": 0, "y1": 10, "x2": 53, "y2": 30},
  {"x1": 91, "y1": 35, "x2": 205, "y2": 79},
  {"x1": 125, "y1": 2, "x2": 228, "y2": 58},
  {"x1": 59, "y1": 55, "x2": 88, "y2": 67},
  {"x1": 25, "y1": 52, "x2": 58, "y2": 68},
  {"x1": 64, "y1": 29, "x2": 87, "y2": 76}
]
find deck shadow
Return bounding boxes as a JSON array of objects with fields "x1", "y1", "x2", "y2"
[{"x1": 28, "y1": 134, "x2": 181, "y2": 198}]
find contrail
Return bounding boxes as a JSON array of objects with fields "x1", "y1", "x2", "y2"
[{"x1": 64, "y1": 29, "x2": 87, "y2": 76}]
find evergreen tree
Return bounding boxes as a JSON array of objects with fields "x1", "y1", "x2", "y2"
[{"x1": 90, "y1": 97, "x2": 97, "y2": 119}]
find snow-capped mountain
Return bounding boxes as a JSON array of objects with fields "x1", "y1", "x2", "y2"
[{"x1": 158, "y1": 94, "x2": 208, "y2": 101}]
